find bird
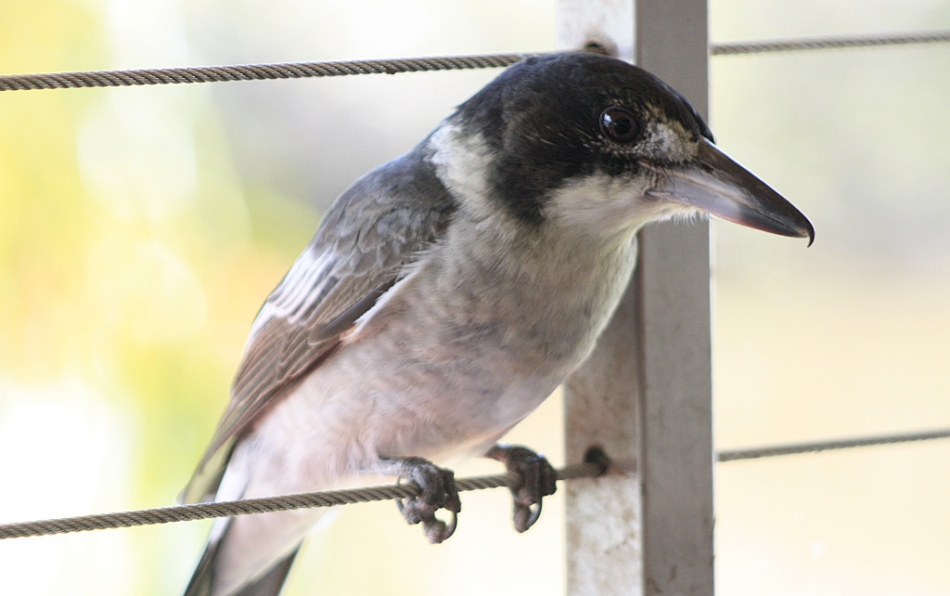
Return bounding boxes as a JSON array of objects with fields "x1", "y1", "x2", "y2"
[{"x1": 180, "y1": 51, "x2": 814, "y2": 596}]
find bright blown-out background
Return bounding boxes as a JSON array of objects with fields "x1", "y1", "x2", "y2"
[{"x1": 1, "y1": 0, "x2": 949, "y2": 594}]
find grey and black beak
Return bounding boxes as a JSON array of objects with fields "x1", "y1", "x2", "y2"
[{"x1": 642, "y1": 139, "x2": 815, "y2": 246}]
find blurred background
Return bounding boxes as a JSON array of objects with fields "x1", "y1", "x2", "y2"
[{"x1": 1, "y1": 0, "x2": 948, "y2": 594}]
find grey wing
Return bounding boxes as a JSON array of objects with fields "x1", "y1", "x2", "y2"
[{"x1": 182, "y1": 147, "x2": 455, "y2": 503}]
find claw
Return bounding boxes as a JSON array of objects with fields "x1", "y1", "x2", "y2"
[
  {"x1": 389, "y1": 457, "x2": 461, "y2": 544},
  {"x1": 421, "y1": 512, "x2": 457, "y2": 544},
  {"x1": 512, "y1": 500, "x2": 542, "y2": 534},
  {"x1": 486, "y1": 444, "x2": 557, "y2": 533}
]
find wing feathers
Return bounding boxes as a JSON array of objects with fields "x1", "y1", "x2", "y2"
[{"x1": 183, "y1": 146, "x2": 455, "y2": 501}]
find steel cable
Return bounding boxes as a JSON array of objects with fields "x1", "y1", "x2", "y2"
[
  {"x1": 1, "y1": 29, "x2": 949, "y2": 92},
  {"x1": 0, "y1": 455, "x2": 608, "y2": 540},
  {"x1": 0, "y1": 53, "x2": 537, "y2": 92},
  {"x1": 718, "y1": 428, "x2": 950, "y2": 462},
  {"x1": 712, "y1": 29, "x2": 950, "y2": 56},
  {"x1": 3, "y1": 426, "x2": 949, "y2": 539}
]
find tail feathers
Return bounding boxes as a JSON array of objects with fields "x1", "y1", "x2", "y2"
[
  {"x1": 183, "y1": 527, "x2": 301, "y2": 596},
  {"x1": 182, "y1": 534, "x2": 221, "y2": 596},
  {"x1": 235, "y1": 550, "x2": 299, "y2": 596}
]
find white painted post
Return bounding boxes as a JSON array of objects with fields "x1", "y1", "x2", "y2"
[{"x1": 559, "y1": 0, "x2": 714, "y2": 595}]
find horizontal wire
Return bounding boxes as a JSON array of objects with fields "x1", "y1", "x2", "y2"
[
  {"x1": 1, "y1": 29, "x2": 948, "y2": 92},
  {"x1": 0, "y1": 457, "x2": 606, "y2": 541},
  {"x1": 712, "y1": 29, "x2": 950, "y2": 56},
  {"x1": 3, "y1": 427, "x2": 949, "y2": 539},
  {"x1": 717, "y1": 428, "x2": 950, "y2": 462},
  {"x1": 0, "y1": 53, "x2": 538, "y2": 92}
]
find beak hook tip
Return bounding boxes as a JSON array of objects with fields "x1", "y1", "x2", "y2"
[{"x1": 803, "y1": 221, "x2": 816, "y2": 247}]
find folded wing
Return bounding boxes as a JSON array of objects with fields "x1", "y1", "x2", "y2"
[{"x1": 181, "y1": 147, "x2": 456, "y2": 503}]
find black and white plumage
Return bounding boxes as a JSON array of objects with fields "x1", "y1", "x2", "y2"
[{"x1": 181, "y1": 52, "x2": 813, "y2": 596}]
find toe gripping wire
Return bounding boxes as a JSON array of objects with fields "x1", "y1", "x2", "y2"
[{"x1": 0, "y1": 447, "x2": 610, "y2": 541}]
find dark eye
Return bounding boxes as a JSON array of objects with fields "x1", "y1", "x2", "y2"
[{"x1": 600, "y1": 107, "x2": 639, "y2": 142}]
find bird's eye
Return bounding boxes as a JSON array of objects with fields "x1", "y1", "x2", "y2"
[{"x1": 599, "y1": 107, "x2": 639, "y2": 142}]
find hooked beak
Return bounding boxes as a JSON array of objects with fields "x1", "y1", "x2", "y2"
[{"x1": 641, "y1": 138, "x2": 815, "y2": 246}]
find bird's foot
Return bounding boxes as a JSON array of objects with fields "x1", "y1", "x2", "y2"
[
  {"x1": 486, "y1": 444, "x2": 557, "y2": 532},
  {"x1": 382, "y1": 457, "x2": 461, "y2": 544}
]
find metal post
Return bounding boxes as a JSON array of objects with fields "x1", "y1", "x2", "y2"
[{"x1": 559, "y1": 0, "x2": 714, "y2": 594}]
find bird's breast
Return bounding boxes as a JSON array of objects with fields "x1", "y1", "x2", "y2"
[
  {"x1": 248, "y1": 227, "x2": 639, "y2": 490},
  {"x1": 362, "y1": 231, "x2": 637, "y2": 456}
]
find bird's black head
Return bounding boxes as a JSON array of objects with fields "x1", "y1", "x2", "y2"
[
  {"x1": 452, "y1": 52, "x2": 714, "y2": 226},
  {"x1": 443, "y1": 52, "x2": 813, "y2": 244}
]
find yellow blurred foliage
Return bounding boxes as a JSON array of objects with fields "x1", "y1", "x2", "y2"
[{"x1": 0, "y1": 5, "x2": 319, "y2": 593}]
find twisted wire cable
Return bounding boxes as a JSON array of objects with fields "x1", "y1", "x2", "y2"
[
  {"x1": 0, "y1": 457, "x2": 607, "y2": 540},
  {"x1": 0, "y1": 53, "x2": 537, "y2": 92},
  {"x1": 2, "y1": 29, "x2": 949, "y2": 92},
  {"x1": 3, "y1": 425, "x2": 949, "y2": 539},
  {"x1": 718, "y1": 428, "x2": 950, "y2": 462},
  {"x1": 712, "y1": 29, "x2": 950, "y2": 56}
]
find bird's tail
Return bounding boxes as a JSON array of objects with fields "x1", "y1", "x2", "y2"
[{"x1": 183, "y1": 518, "x2": 302, "y2": 596}]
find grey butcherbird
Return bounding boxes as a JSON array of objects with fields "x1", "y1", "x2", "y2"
[{"x1": 182, "y1": 52, "x2": 813, "y2": 596}]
